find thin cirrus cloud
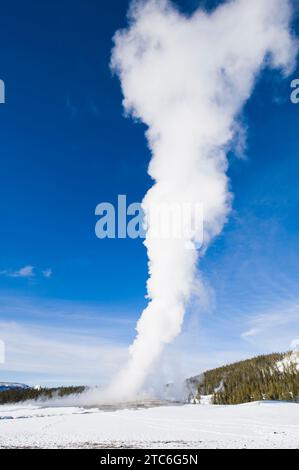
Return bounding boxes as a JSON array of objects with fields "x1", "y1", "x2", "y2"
[
  {"x1": 241, "y1": 328, "x2": 261, "y2": 340},
  {"x1": 0, "y1": 294, "x2": 139, "y2": 386},
  {"x1": 240, "y1": 298, "x2": 299, "y2": 351},
  {"x1": 0, "y1": 320, "x2": 128, "y2": 387},
  {"x1": 42, "y1": 268, "x2": 52, "y2": 279},
  {"x1": 0, "y1": 291, "x2": 297, "y2": 386},
  {"x1": 0, "y1": 266, "x2": 52, "y2": 279}
]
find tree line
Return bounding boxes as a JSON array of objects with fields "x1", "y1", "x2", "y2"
[
  {"x1": 0, "y1": 386, "x2": 85, "y2": 405},
  {"x1": 188, "y1": 352, "x2": 299, "y2": 405}
]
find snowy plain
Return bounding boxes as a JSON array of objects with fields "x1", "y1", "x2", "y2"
[{"x1": 0, "y1": 401, "x2": 298, "y2": 449}]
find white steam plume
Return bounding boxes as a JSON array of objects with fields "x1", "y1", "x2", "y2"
[{"x1": 106, "y1": 0, "x2": 296, "y2": 400}]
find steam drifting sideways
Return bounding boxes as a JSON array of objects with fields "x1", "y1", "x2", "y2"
[{"x1": 105, "y1": 0, "x2": 297, "y2": 401}]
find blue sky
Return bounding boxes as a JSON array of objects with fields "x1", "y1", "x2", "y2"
[{"x1": 0, "y1": 0, "x2": 299, "y2": 386}]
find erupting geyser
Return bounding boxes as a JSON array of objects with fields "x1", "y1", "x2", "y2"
[{"x1": 104, "y1": 0, "x2": 296, "y2": 401}]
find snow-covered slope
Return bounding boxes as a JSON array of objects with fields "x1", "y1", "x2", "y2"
[
  {"x1": 187, "y1": 351, "x2": 298, "y2": 404},
  {"x1": 277, "y1": 350, "x2": 299, "y2": 372},
  {"x1": 0, "y1": 401, "x2": 298, "y2": 449}
]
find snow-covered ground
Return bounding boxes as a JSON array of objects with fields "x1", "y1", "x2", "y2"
[{"x1": 0, "y1": 401, "x2": 298, "y2": 449}]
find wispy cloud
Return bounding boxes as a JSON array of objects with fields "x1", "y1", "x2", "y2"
[
  {"x1": 42, "y1": 268, "x2": 52, "y2": 279},
  {"x1": 166, "y1": 292, "x2": 299, "y2": 381},
  {"x1": 9, "y1": 265, "x2": 35, "y2": 278},
  {"x1": 240, "y1": 298, "x2": 299, "y2": 351},
  {"x1": 0, "y1": 321, "x2": 128, "y2": 387},
  {"x1": 0, "y1": 294, "x2": 136, "y2": 330},
  {"x1": 66, "y1": 96, "x2": 78, "y2": 119},
  {"x1": 0, "y1": 265, "x2": 35, "y2": 278},
  {"x1": 0, "y1": 266, "x2": 54, "y2": 280},
  {"x1": 241, "y1": 328, "x2": 260, "y2": 339},
  {"x1": 0, "y1": 290, "x2": 297, "y2": 386},
  {"x1": 0, "y1": 293, "x2": 137, "y2": 386}
]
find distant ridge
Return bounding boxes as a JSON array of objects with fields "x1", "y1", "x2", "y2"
[
  {"x1": 187, "y1": 351, "x2": 299, "y2": 405},
  {"x1": 0, "y1": 383, "x2": 30, "y2": 392},
  {"x1": 0, "y1": 385, "x2": 85, "y2": 404}
]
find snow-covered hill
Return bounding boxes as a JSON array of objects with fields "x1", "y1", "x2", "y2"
[
  {"x1": 187, "y1": 351, "x2": 298, "y2": 405},
  {"x1": 0, "y1": 383, "x2": 30, "y2": 392}
]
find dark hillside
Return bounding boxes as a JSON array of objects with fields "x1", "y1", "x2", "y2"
[
  {"x1": 0, "y1": 386, "x2": 85, "y2": 405},
  {"x1": 187, "y1": 351, "x2": 299, "y2": 405}
]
